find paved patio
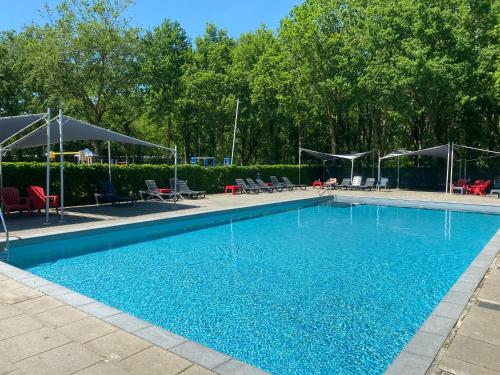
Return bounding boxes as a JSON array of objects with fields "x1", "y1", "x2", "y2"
[{"x1": 0, "y1": 188, "x2": 499, "y2": 375}]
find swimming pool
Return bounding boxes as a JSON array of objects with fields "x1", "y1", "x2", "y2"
[{"x1": 9, "y1": 201, "x2": 500, "y2": 374}]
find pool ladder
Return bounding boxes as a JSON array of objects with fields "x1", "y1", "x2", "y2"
[{"x1": 0, "y1": 210, "x2": 9, "y2": 262}]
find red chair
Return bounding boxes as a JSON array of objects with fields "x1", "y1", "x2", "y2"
[
  {"x1": 27, "y1": 186, "x2": 59, "y2": 214},
  {"x1": 1, "y1": 187, "x2": 31, "y2": 216},
  {"x1": 470, "y1": 180, "x2": 491, "y2": 196},
  {"x1": 465, "y1": 180, "x2": 483, "y2": 195}
]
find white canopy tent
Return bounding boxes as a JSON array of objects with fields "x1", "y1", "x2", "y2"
[
  {"x1": 1, "y1": 109, "x2": 177, "y2": 223},
  {"x1": 299, "y1": 147, "x2": 372, "y2": 184},
  {"x1": 378, "y1": 144, "x2": 451, "y2": 191}
]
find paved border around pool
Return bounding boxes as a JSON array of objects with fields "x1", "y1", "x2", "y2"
[
  {"x1": 384, "y1": 228, "x2": 500, "y2": 375},
  {"x1": 0, "y1": 260, "x2": 269, "y2": 375}
]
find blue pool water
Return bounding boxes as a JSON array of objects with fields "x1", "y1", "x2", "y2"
[{"x1": 11, "y1": 202, "x2": 500, "y2": 374}]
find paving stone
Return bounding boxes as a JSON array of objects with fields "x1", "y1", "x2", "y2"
[
  {"x1": 0, "y1": 285, "x2": 43, "y2": 304},
  {"x1": 85, "y1": 330, "x2": 152, "y2": 362},
  {"x1": 56, "y1": 316, "x2": 117, "y2": 343},
  {"x1": 404, "y1": 331, "x2": 446, "y2": 358},
  {"x1": 36, "y1": 283, "x2": 73, "y2": 297},
  {"x1": 0, "y1": 326, "x2": 71, "y2": 363},
  {"x1": 433, "y1": 301, "x2": 465, "y2": 320},
  {"x1": 35, "y1": 305, "x2": 88, "y2": 328},
  {"x1": 55, "y1": 292, "x2": 95, "y2": 307},
  {"x1": 2, "y1": 269, "x2": 34, "y2": 281},
  {"x1": 14, "y1": 295, "x2": 64, "y2": 314},
  {"x1": 440, "y1": 355, "x2": 500, "y2": 375},
  {"x1": 74, "y1": 361, "x2": 131, "y2": 375},
  {"x1": 420, "y1": 315, "x2": 456, "y2": 337},
  {"x1": 445, "y1": 334, "x2": 500, "y2": 371},
  {"x1": 0, "y1": 314, "x2": 43, "y2": 340},
  {"x1": 0, "y1": 353, "x2": 17, "y2": 375},
  {"x1": 18, "y1": 276, "x2": 52, "y2": 289},
  {"x1": 181, "y1": 365, "x2": 216, "y2": 375},
  {"x1": 104, "y1": 313, "x2": 150, "y2": 333},
  {"x1": 171, "y1": 341, "x2": 231, "y2": 370},
  {"x1": 384, "y1": 351, "x2": 433, "y2": 375},
  {"x1": 442, "y1": 290, "x2": 472, "y2": 305},
  {"x1": 0, "y1": 303, "x2": 22, "y2": 320},
  {"x1": 15, "y1": 342, "x2": 101, "y2": 375},
  {"x1": 458, "y1": 309, "x2": 500, "y2": 346},
  {"x1": 214, "y1": 359, "x2": 268, "y2": 375},
  {"x1": 478, "y1": 283, "x2": 500, "y2": 303},
  {"x1": 0, "y1": 279, "x2": 24, "y2": 291},
  {"x1": 452, "y1": 280, "x2": 478, "y2": 293},
  {"x1": 135, "y1": 326, "x2": 187, "y2": 350},
  {"x1": 78, "y1": 302, "x2": 121, "y2": 319},
  {"x1": 119, "y1": 346, "x2": 192, "y2": 375}
]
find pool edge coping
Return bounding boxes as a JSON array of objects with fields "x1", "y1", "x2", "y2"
[{"x1": 384, "y1": 228, "x2": 500, "y2": 375}]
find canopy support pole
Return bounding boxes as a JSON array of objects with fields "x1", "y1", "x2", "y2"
[
  {"x1": 449, "y1": 142, "x2": 454, "y2": 193},
  {"x1": 44, "y1": 108, "x2": 51, "y2": 224},
  {"x1": 445, "y1": 143, "x2": 450, "y2": 193},
  {"x1": 350, "y1": 159, "x2": 354, "y2": 181},
  {"x1": 397, "y1": 156, "x2": 400, "y2": 189},
  {"x1": 107, "y1": 141, "x2": 111, "y2": 182},
  {"x1": 298, "y1": 148, "x2": 301, "y2": 186},
  {"x1": 59, "y1": 109, "x2": 64, "y2": 223},
  {"x1": 0, "y1": 145, "x2": 3, "y2": 211},
  {"x1": 230, "y1": 98, "x2": 239, "y2": 166},
  {"x1": 377, "y1": 154, "x2": 381, "y2": 191},
  {"x1": 174, "y1": 145, "x2": 177, "y2": 205}
]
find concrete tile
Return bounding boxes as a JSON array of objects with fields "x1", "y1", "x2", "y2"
[
  {"x1": 85, "y1": 330, "x2": 152, "y2": 362},
  {"x1": 420, "y1": 315, "x2": 456, "y2": 337},
  {"x1": 18, "y1": 276, "x2": 52, "y2": 289},
  {"x1": 452, "y1": 280, "x2": 478, "y2": 293},
  {"x1": 0, "y1": 326, "x2": 71, "y2": 363},
  {"x1": 214, "y1": 359, "x2": 267, "y2": 375},
  {"x1": 0, "y1": 303, "x2": 22, "y2": 320},
  {"x1": 119, "y1": 346, "x2": 192, "y2": 375},
  {"x1": 37, "y1": 283, "x2": 73, "y2": 297},
  {"x1": 446, "y1": 334, "x2": 500, "y2": 371},
  {"x1": 442, "y1": 290, "x2": 472, "y2": 305},
  {"x1": 0, "y1": 279, "x2": 24, "y2": 291},
  {"x1": 16, "y1": 342, "x2": 101, "y2": 375},
  {"x1": 440, "y1": 355, "x2": 500, "y2": 375},
  {"x1": 171, "y1": 341, "x2": 231, "y2": 370},
  {"x1": 0, "y1": 285, "x2": 43, "y2": 304},
  {"x1": 385, "y1": 351, "x2": 433, "y2": 375},
  {"x1": 56, "y1": 317, "x2": 117, "y2": 343},
  {"x1": 0, "y1": 273, "x2": 8, "y2": 281},
  {"x1": 478, "y1": 283, "x2": 500, "y2": 303},
  {"x1": 404, "y1": 331, "x2": 446, "y2": 358},
  {"x1": 36, "y1": 305, "x2": 88, "y2": 328},
  {"x1": 181, "y1": 365, "x2": 216, "y2": 375},
  {"x1": 0, "y1": 354, "x2": 17, "y2": 375},
  {"x1": 0, "y1": 314, "x2": 43, "y2": 340},
  {"x1": 78, "y1": 302, "x2": 121, "y2": 319},
  {"x1": 55, "y1": 292, "x2": 95, "y2": 307},
  {"x1": 74, "y1": 361, "x2": 131, "y2": 375},
  {"x1": 104, "y1": 313, "x2": 150, "y2": 333},
  {"x1": 433, "y1": 301, "x2": 465, "y2": 320},
  {"x1": 14, "y1": 295, "x2": 64, "y2": 314},
  {"x1": 458, "y1": 310, "x2": 500, "y2": 346},
  {"x1": 2, "y1": 269, "x2": 33, "y2": 281},
  {"x1": 135, "y1": 326, "x2": 187, "y2": 350}
]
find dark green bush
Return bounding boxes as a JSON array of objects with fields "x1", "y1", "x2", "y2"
[{"x1": 1, "y1": 162, "x2": 322, "y2": 206}]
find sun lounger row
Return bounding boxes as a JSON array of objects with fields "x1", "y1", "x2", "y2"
[
  {"x1": 324, "y1": 177, "x2": 389, "y2": 191},
  {"x1": 235, "y1": 176, "x2": 306, "y2": 194}
]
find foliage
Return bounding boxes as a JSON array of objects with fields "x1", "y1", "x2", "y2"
[
  {"x1": 0, "y1": 0, "x2": 498, "y2": 166},
  {"x1": 1, "y1": 162, "x2": 321, "y2": 205}
]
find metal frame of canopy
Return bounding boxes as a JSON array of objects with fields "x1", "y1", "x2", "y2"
[
  {"x1": 451, "y1": 144, "x2": 500, "y2": 191},
  {"x1": 298, "y1": 147, "x2": 373, "y2": 185},
  {"x1": 378, "y1": 144, "x2": 451, "y2": 192},
  {"x1": 1, "y1": 109, "x2": 178, "y2": 224}
]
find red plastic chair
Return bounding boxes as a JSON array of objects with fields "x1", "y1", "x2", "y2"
[
  {"x1": 465, "y1": 180, "x2": 483, "y2": 195},
  {"x1": 1, "y1": 187, "x2": 31, "y2": 216},
  {"x1": 470, "y1": 180, "x2": 491, "y2": 196},
  {"x1": 27, "y1": 186, "x2": 59, "y2": 214}
]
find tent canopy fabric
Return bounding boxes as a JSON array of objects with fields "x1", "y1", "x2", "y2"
[
  {"x1": 381, "y1": 144, "x2": 450, "y2": 160},
  {"x1": 0, "y1": 114, "x2": 46, "y2": 144},
  {"x1": 300, "y1": 148, "x2": 372, "y2": 161},
  {"x1": 4, "y1": 116, "x2": 171, "y2": 152}
]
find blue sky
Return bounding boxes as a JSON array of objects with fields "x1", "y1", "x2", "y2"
[{"x1": 0, "y1": 0, "x2": 303, "y2": 39}]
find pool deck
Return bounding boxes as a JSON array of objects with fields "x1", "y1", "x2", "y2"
[{"x1": 0, "y1": 188, "x2": 499, "y2": 374}]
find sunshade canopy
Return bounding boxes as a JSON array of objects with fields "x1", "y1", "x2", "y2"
[
  {"x1": 4, "y1": 116, "x2": 171, "y2": 152},
  {"x1": 300, "y1": 148, "x2": 372, "y2": 161},
  {"x1": 381, "y1": 144, "x2": 450, "y2": 160},
  {"x1": 0, "y1": 114, "x2": 46, "y2": 144}
]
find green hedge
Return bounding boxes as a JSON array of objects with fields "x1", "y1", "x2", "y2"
[{"x1": 1, "y1": 162, "x2": 322, "y2": 206}]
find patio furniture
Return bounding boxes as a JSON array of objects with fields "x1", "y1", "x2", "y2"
[
  {"x1": 270, "y1": 176, "x2": 291, "y2": 191},
  {"x1": 1, "y1": 187, "x2": 31, "y2": 215},
  {"x1": 224, "y1": 185, "x2": 243, "y2": 195},
  {"x1": 470, "y1": 180, "x2": 491, "y2": 196},
  {"x1": 247, "y1": 178, "x2": 273, "y2": 193},
  {"x1": 338, "y1": 178, "x2": 351, "y2": 190},
  {"x1": 452, "y1": 178, "x2": 468, "y2": 195},
  {"x1": 27, "y1": 186, "x2": 59, "y2": 214},
  {"x1": 350, "y1": 176, "x2": 363, "y2": 190},
  {"x1": 312, "y1": 180, "x2": 324, "y2": 188},
  {"x1": 96, "y1": 181, "x2": 135, "y2": 206},
  {"x1": 488, "y1": 177, "x2": 500, "y2": 198},
  {"x1": 140, "y1": 180, "x2": 179, "y2": 201},
  {"x1": 282, "y1": 177, "x2": 307, "y2": 190},
  {"x1": 377, "y1": 178, "x2": 390, "y2": 191},
  {"x1": 360, "y1": 178, "x2": 376, "y2": 191},
  {"x1": 235, "y1": 179, "x2": 260, "y2": 194},
  {"x1": 465, "y1": 180, "x2": 484, "y2": 195},
  {"x1": 170, "y1": 178, "x2": 206, "y2": 199},
  {"x1": 256, "y1": 178, "x2": 282, "y2": 192}
]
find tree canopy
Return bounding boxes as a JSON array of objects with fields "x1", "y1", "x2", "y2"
[{"x1": 0, "y1": 0, "x2": 498, "y2": 164}]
